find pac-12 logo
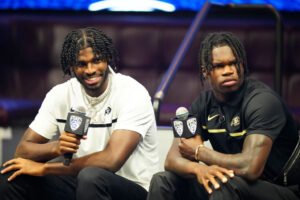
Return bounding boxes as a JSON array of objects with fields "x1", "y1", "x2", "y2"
[
  {"x1": 70, "y1": 115, "x2": 82, "y2": 131},
  {"x1": 187, "y1": 117, "x2": 197, "y2": 135},
  {"x1": 173, "y1": 120, "x2": 183, "y2": 137}
]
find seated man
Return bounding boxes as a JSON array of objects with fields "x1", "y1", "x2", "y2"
[
  {"x1": 0, "y1": 27, "x2": 159, "y2": 200},
  {"x1": 147, "y1": 32, "x2": 300, "y2": 200}
]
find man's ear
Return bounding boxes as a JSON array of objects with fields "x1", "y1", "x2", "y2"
[
  {"x1": 70, "y1": 66, "x2": 75, "y2": 74},
  {"x1": 202, "y1": 66, "x2": 207, "y2": 79}
]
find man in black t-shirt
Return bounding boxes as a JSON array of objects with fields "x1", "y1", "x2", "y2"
[{"x1": 147, "y1": 32, "x2": 300, "y2": 200}]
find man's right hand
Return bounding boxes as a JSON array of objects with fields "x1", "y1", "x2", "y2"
[
  {"x1": 53, "y1": 132, "x2": 83, "y2": 156},
  {"x1": 194, "y1": 164, "x2": 234, "y2": 194}
]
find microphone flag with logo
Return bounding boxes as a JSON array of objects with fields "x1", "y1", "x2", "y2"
[
  {"x1": 172, "y1": 107, "x2": 200, "y2": 138},
  {"x1": 63, "y1": 106, "x2": 91, "y2": 166}
]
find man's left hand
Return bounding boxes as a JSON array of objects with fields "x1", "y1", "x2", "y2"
[
  {"x1": 1, "y1": 158, "x2": 45, "y2": 181},
  {"x1": 179, "y1": 134, "x2": 203, "y2": 161}
]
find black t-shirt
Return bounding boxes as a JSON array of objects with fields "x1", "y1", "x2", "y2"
[{"x1": 190, "y1": 78, "x2": 298, "y2": 181}]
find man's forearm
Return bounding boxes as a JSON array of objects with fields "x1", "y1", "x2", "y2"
[
  {"x1": 43, "y1": 149, "x2": 127, "y2": 176},
  {"x1": 165, "y1": 138, "x2": 201, "y2": 179},
  {"x1": 165, "y1": 155, "x2": 200, "y2": 179},
  {"x1": 15, "y1": 141, "x2": 59, "y2": 162},
  {"x1": 197, "y1": 147, "x2": 248, "y2": 177},
  {"x1": 196, "y1": 134, "x2": 272, "y2": 180}
]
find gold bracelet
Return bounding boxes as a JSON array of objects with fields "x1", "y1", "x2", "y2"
[{"x1": 194, "y1": 144, "x2": 204, "y2": 161}]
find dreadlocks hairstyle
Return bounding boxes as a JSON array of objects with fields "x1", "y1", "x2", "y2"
[
  {"x1": 60, "y1": 27, "x2": 118, "y2": 75},
  {"x1": 198, "y1": 32, "x2": 248, "y2": 84}
]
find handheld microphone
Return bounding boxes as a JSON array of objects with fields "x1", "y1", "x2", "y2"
[
  {"x1": 172, "y1": 107, "x2": 199, "y2": 138},
  {"x1": 63, "y1": 106, "x2": 91, "y2": 166}
]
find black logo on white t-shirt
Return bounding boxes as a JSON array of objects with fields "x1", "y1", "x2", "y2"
[{"x1": 105, "y1": 107, "x2": 111, "y2": 115}]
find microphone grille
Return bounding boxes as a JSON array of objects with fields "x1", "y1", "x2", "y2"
[
  {"x1": 72, "y1": 106, "x2": 86, "y2": 114},
  {"x1": 176, "y1": 107, "x2": 189, "y2": 120}
]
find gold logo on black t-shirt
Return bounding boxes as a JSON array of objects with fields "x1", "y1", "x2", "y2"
[{"x1": 230, "y1": 116, "x2": 240, "y2": 127}]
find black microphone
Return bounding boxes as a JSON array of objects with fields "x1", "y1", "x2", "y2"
[
  {"x1": 63, "y1": 106, "x2": 91, "y2": 166},
  {"x1": 172, "y1": 107, "x2": 200, "y2": 138}
]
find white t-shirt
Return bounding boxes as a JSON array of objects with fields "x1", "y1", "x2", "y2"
[{"x1": 29, "y1": 68, "x2": 159, "y2": 190}]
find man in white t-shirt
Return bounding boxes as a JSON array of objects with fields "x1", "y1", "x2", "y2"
[{"x1": 0, "y1": 27, "x2": 159, "y2": 200}]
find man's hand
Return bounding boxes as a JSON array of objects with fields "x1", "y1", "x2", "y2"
[
  {"x1": 179, "y1": 134, "x2": 203, "y2": 161},
  {"x1": 53, "y1": 132, "x2": 86, "y2": 157},
  {"x1": 194, "y1": 164, "x2": 234, "y2": 194},
  {"x1": 1, "y1": 158, "x2": 45, "y2": 181}
]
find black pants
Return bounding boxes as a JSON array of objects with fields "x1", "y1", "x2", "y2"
[
  {"x1": 0, "y1": 166, "x2": 147, "y2": 200},
  {"x1": 147, "y1": 171, "x2": 300, "y2": 200}
]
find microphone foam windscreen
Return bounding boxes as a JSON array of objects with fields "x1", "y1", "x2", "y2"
[
  {"x1": 73, "y1": 106, "x2": 86, "y2": 114},
  {"x1": 176, "y1": 107, "x2": 189, "y2": 120}
]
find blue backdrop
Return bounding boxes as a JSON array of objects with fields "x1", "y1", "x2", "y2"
[{"x1": 0, "y1": 0, "x2": 300, "y2": 12}]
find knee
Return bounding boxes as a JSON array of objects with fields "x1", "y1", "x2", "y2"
[
  {"x1": 151, "y1": 171, "x2": 172, "y2": 185},
  {"x1": 0, "y1": 174, "x2": 10, "y2": 195},
  {"x1": 226, "y1": 176, "x2": 247, "y2": 189},
  {"x1": 0, "y1": 171, "x2": 29, "y2": 199},
  {"x1": 149, "y1": 171, "x2": 180, "y2": 191},
  {"x1": 77, "y1": 166, "x2": 109, "y2": 187},
  {"x1": 210, "y1": 176, "x2": 248, "y2": 199}
]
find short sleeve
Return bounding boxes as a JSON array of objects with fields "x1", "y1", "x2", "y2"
[
  {"x1": 190, "y1": 97, "x2": 200, "y2": 116},
  {"x1": 29, "y1": 88, "x2": 59, "y2": 139},
  {"x1": 245, "y1": 92, "x2": 286, "y2": 141},
  {"x1": 114, "y1": 85, "x2": 155, "y2": 138},
  {"x1": 189, "y1": 93, "x2": 209, "y2": 141}
]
